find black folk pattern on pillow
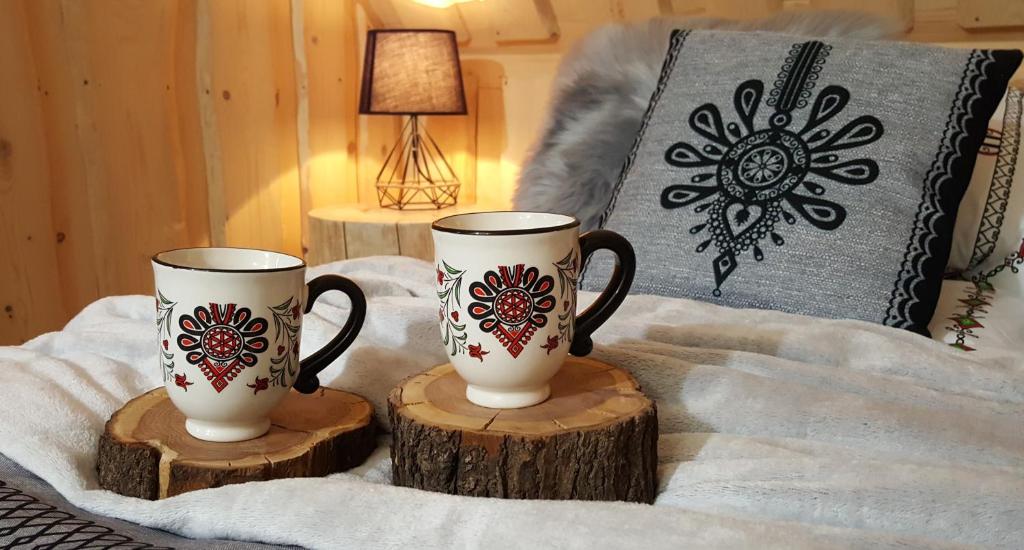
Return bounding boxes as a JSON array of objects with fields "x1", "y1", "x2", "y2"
[{"x1": 660, "y1": 40, "x2": 883, "y2": 295}]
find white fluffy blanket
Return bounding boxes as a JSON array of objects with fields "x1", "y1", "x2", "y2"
[{"x1": 0, "y1": 257, "x2": 1021, "y2": 549}]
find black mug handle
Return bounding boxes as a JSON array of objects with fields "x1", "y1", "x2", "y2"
[
  {"x1": 292, "y1": 275, "x2": 367, "y2": 394},
  {"x1": 570, "y1": 229, "x2": 636, "y2": 357}
]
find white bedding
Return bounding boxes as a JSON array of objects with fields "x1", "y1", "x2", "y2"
[{"x1": 0, "y1": 256, "x2": 1021, "y2": 549}]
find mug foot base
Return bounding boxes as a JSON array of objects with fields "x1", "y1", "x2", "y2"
[
  {"x1": 185, "y1": 417, "x2": 271, "y2": 442},
  {"x1": 466, "y1": 384, "x2": 550, "y2": 409}
]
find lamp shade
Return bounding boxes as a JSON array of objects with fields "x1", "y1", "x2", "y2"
[{"x1": 359, "y1": 29, "x2": 467, "y2": 115}]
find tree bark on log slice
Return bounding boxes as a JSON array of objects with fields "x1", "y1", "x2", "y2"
[
  {"x1": 98, "y1": 387, "x2": 376, "y2": 500},
  {"x1": 388, "y1": 357, "x2": 657, "y2": 503}
]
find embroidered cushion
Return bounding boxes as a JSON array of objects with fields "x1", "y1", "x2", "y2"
[
  {"x1": 949, "y1": 87, "x2": 1024, "y2": 279},
  {"x1": 585, "y1": 30, "x2": 1021, "y2": 335}
]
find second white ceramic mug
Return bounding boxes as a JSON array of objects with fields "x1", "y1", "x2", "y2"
[{"x1": 432, "y1": 212, "x2": 635, "y2": 408}]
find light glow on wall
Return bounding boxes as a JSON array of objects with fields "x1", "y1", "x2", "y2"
[{"x1": 411, "y1": 0, "x2": 478, "y2": 8}]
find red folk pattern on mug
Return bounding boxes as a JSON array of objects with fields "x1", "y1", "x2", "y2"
[
  {"x1": 176, "y1": 303, "x2": 269, "y2": 393},
  {"x1": 467, "y1": 264, "x2": 556, "y2": 358}
]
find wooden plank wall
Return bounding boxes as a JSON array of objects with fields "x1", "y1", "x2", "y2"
[
  {"x1": 0, "y1": 0, "x2": 474, "y2": 345},
  {"x1": 0, "y1": 1, "x2": 66, "y2": 345}
]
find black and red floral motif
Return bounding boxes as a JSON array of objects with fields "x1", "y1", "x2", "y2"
[
  {"x1": 437, "y1": 261, "x2": 470, "y2": 356},
  {"x1": 468, "y1": 343, "x2": 489, "y2": 361},
  {"x1": 540, "y1": 335, "x2": 559, "y2": 355},
  {"x1": 177, "y1": 303, "x2": 268, "y2": 393},
  {"x1": 267, "y1": 297, "x2": 301, "y2": 387},
  {"x1": 155, "y1": 292, "x2": 177, "y2": 382},
  {"x1": 174, "y1": 373, "x2": 193, "y2": 391},
  {"x1": 248, "y1": 376, "x2": 270, "y2": 394},
  {"x1": 468, "y1": 264, "x2": 556, "y2": 358},
  {"x1": 553, "y1": 249, "x2": 579, "y2": 343}
]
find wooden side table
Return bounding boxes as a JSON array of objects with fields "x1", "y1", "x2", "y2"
[{"x1": 307, "y1": 205, "x2": 478, "y2": 265}]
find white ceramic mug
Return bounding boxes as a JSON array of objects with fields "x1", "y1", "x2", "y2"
[
  {"x1": 152, "y1": 247, "x2": 366, "y2": 442},
  {"x1": 431, "y1": 212, "x2": 635, "y2": 408}
]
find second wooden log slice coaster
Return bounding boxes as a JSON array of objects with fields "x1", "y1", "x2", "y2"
[
  {"x1": 98, "y1": 386, "x2": 376, "y2": 499},
  {"x1": 389, "y1": 356, "x2": 658, "y2": 503}
]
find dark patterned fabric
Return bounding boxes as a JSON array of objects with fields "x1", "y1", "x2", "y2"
[
  {"x1": 0, "y1": 454, "x2": 285, "y2": 549},
  {"x1": 587, "y1": 29, "x2": 1021, "y2": 335}
]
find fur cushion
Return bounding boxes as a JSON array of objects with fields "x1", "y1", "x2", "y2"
[{"x1": 514, "y1": 13, "x2": 899, "y2": 231}]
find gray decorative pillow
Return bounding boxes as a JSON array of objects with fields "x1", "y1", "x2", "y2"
[
  {"x1": 584, "y1": 29, "x2": 1021, "y2": 335},
  {"x1": 514, "y1": 13, "x2": 898, "y2": 232}
]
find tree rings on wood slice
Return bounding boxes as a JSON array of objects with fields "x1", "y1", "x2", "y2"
[
  {"x1": 97, "y1": 387, "x2": 376, "y2": 499},
  {"x1": 388, "y1": 356, "x2": 658, "y2": 503}
]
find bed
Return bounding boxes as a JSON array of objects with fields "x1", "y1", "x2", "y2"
[
  {"x1": 3, "y1": 8, "x2": 1024, "y2": 547},
  {"x1": 0, "y1": 256, "x2": 1021, "y2": 549}
]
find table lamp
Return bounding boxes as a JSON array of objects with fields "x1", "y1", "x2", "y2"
[{"x1": 359, "y1": 29, "x2": 467, "y2": 210}]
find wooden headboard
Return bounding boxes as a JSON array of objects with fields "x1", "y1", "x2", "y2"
[{"x1": 359, "y1": 0, "x2": 1024, "y2": 82}]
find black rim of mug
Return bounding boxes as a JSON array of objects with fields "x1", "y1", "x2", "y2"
[
  {"x1": 432, "y1": 210, "x2": 580, "y2": 236},
  {"x1": 152, "y1": 246, "x2": 306, "y2": 274}
]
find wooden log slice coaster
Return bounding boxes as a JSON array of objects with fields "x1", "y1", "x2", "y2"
[
  {"x1": 98, "y1": 387, "x2": 376, "y2": 500},
  {"x1": 388, "y1": 357, "x2": 657, "y2": 503}
]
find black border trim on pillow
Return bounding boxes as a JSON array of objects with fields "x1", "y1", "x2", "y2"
[
  {"x1": 597, "y1": 29, "x2": 690, "y2": 228},
  {"x1": 967, "y1": 87, "x2": 1023, "y2": 271},
  {"x1": 884, "y1": 50, "x2": 1023, "y2": 335}
]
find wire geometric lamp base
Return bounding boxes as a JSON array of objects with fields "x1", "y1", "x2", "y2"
[{"x1": 376, "y1": 115, "x2": 461, "y2": 210}]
